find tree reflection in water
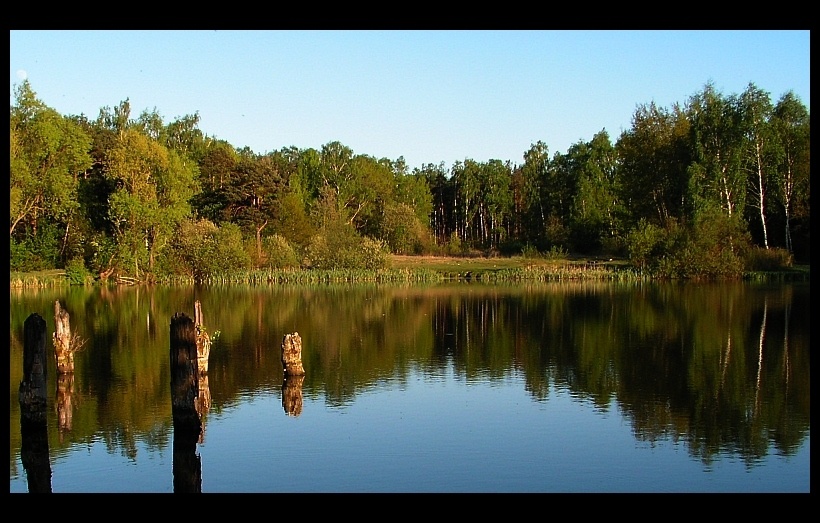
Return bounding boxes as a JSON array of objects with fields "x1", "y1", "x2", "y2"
[{"x1": 9, "y1": 281, "x2": 810, "y2": 491}]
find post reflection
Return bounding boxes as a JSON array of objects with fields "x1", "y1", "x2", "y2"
[
  {"x1": 282, "y1": 375, "x2": 305, "y2": 416},
  {"x1": 56, "y1": 372, "x2": 74, "y2": 437}
]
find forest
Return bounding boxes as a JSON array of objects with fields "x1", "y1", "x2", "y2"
[{"x1": 9, "y1": 79, "x2": 810, "y2": 283}]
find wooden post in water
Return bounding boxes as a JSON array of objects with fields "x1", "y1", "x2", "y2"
[
  {"x1": 53, "y1": 300, "x2": 75, "y2": 373},
  {"x1": 18, "y1": 313, "x2": 52, "y2": 493},
  {"x1": 170, "y1": 313, "x2": 202, "y2": 429},
  {"x1": 281, "y1": 332, "x2": 305, "y2": 416},
  {"x1": 169, "y1": 312, "x2": 202, "y2": 493},
  {"x1": 20, "y1": 314, "x2": 48, "y2": 419},
  {"x1": 281, "y1": 332, "x2": 305, "y2": 376}
]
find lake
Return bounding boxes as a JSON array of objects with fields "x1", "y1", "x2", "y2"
[{"x1": 9, "y1": 280, "x2": 811, "y2": 493}]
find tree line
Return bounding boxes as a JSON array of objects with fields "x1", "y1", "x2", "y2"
[{"x1": 10, "y1": 79, "x2": 810, "y2": 282}]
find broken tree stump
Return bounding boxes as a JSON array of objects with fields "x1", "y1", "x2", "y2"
[
  {"x1": 194, "y1": 300, "x2": 211, "y2": 376},
  {"x1": 53, "y1": 300, "x2": 74, "y2": 373},
  {"x1": 281, "y1": 332, "x2": 305, "y2": 376}
]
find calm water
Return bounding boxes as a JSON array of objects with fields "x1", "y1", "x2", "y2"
[{"x1": 9, "y1": 281, "x2": 810, "y2": 493}]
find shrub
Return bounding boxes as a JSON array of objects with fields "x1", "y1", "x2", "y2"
[
  {"x1": 167, "y1": 219, "x2": 251, "y2": 281},
  {"x1": 444, "y1": 233, "x2": 465, "y2": 256},
  {"x1": 304, "y1": 220, "x2": 390, "y2": 270},
  {"x1": 625, "y1": 219, "x2": 664, "y2": 272},
  {"x1": 521, "y1": 243, "x2": 540, "y2": 259},
  {"x1": 65, "y1": 257, "x2": 94, "y2": 285},
  {"x1": 543, "y1": 245, "x2": 567, "y2": 260},
  {"x1": 744, "y1": 247, "x2": 793, "y2": 271},
  {"x1": 261, "y1": 234, "x2": 300, "y2": 269}
]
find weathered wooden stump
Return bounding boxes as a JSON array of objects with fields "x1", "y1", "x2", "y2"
[
  {"x1": 169, "y1": 312, "x2": 203, "y2": 492},
  {"x1": 53, "y1": 300, "x2": 75, "y2": 373},
  {"x1": 281, "y1": 332, "x2": 305, "y2": 376},
  {"x1": 282, "y1": 374, "x2": 305, "y2": 417},
  {"x1": 19, "y1": 313, "x2": 48, "y2": 421},
  {"x1": 170, "y1": 313, "x2": 202, "y2": 433},
  {"x1": 18, "y1": 313, "x2": 52, "y2": 493},
  {"x1": 194, "y1": 300, "x2": 211, "y2": 376}
]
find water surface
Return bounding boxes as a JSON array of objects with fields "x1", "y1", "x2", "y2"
[{"x1": 10, "y1": 281, "x2": 810, "y2": 493}]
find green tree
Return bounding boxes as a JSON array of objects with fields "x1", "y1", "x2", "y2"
[
  {"x1": 166, "y1": 219, "x2": 250, "y2": 281},
  {"x1": 738, "y1": 83, "x2": 776, "y2": 249},
  {"x1": 10, "y1": 80, "x2": 92, "y2": 244},
  {"x1": 686, "y1": 82, "x2": 746, "y2": 219},
  {"x1": 481, "y1": 159, "x2": 513, "y2": 250},
  {"x1": 225, "y1": 153, "x2": 284, "y2": 264},
  {"x1": 450, "y1": 159, "x2": 483, "y2": 247},
  {"x1": 104, "y1": 129, "x2": 196, "y2": 280},
  {"x1": 615, "y1": 101, "x2": 692, "y2": 229},
  {"x1": 518, "y1": 141, "x2": 551, "y2": 249},
  {"x1": 566, "y1": 131, "x2": 619, "y2": 253},
  {"x1": 345, "y1": 154, "x2": 395, "y2": 234},
  {"x1": 380, "y1": 202, "x2": 428, "y2": 254},
  {"x1": 395, "y1": 169, "x2": 433, "y2": 227},
  {"x1": 770, "y1": 92, "x2": 810, "y2": 256},
  {"x1": 416, "y1": 162, "x2": 451, "y2": 247}
]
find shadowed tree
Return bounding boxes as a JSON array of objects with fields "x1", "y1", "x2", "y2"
[{"x1": 770, "y1": 92, "x2": 810, "y2": 256}]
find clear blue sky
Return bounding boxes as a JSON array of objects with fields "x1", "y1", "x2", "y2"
[{"x1": 10, "y1": 30, "x2": 810, "y2": 172}]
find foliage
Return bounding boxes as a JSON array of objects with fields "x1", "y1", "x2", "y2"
[
  {"x1": 743, "y1": 246, "x2": 793, "y2": 271},
  {"x1": 304, "y1": 220, "x2": 389, "y2": 270},
  {"x1": 628, "y1": 209, "x2": 750, "y2": 279},
  {"x1": 8, "y1": 78, "x2": 811, "y2": 281},
  {"x1": 259, "y1": 234, "x2": 300, "y2": 269},
  {"x1": 444, "y1": 233, "x2": 466, "y2": 256},
  {"x1": 380, "y1": 202, "x2": 430, "y2": 255},
  {"x1": 9, "y1": 222, "x2": 63, "y2": 271},
  {"x1": 521, "y1": 243, "x2": 541, "y2": 259},
  {"x1": 10, "y1": 80, "x2": 93, "y2": 238},
  {"x1": 165, "y1": 219, "x2": 251, "y2": 282},
  {"x1": 625, "y1": 219, "x2": 664, "y2": 272},
  {"x1": 10, "y1": 237, "x2": 40, "y2": 272},
  {"x1": 64, "y1": 257, "x2": 94, "y2": 285},
  {"x1": 543, "y1": 245, "x2": 568, "y2": 261}
]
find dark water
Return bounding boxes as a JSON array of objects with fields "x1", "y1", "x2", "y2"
[{"x1": 9, "y1": 281, "x2": 810, "y2": 493}]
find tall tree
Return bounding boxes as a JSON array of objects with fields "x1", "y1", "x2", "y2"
[
  {"x1": 481, "y1": 159, "x2": 513, "y2": 249},
  {"x1": 395, "y1": 169, "x2": 433, "y2": 227},
  {"x1": 10, "y1": 81, "x2": 92, "y2": 247},
  {"x1": 519, "y1": 141, "x2": 551, "y2": 248},
  {"x1": 686, "y1": 82, "x2": 746, "y2": 219},
  {"x1": 568, "y1": 130, "x2": 619, "y2": 253},
  {"x1": 104, "y1": 129, "x2": 196, "y2": 279},
  {"x1": 223, "y1": 153, "x2": 283, "y2": 263},
  {"x1": 771, "y1": 92, "x2": 810, "y2": 255},
  {"x1": 416, "y1": 162, "x2": 451, "y2": 245},
  {"x1": 344, "y1": 154, "x2": 394, "y2": 233},
  {"x1": 616, "y1": 102, "x2": 691, "y2": 229},
  {"x1": 191, "y1": 139, "x2": 239, "y2": 223},
  {"x1": 739, "y1": 83, "x2": 775, "y2": 249}
]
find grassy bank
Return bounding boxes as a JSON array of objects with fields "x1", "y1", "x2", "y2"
[{"x1": 10, "y1": 255, "x2": 809, "y2": 287}]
